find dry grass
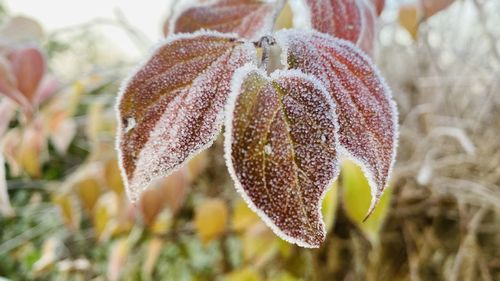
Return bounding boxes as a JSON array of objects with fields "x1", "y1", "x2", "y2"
[{"x1": 324, "y1": 1, "x2": 500, "y2": 280}]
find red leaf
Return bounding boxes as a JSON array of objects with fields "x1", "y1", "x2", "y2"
[
  {"x1": 225, "y1": 65, "x2": 340, "y2": 247},
  {"x1": 8, "y1": 47, "x2": 46, "y2": 102},
  {"x1": 116, "y1": 31, "x2": 255, "y2": 202},
  {"x1": 372, "y1": 0, "x2": 385, "y2": 16},
  {"x1": 275, "y1": 30, "x2": 398, "y2": 218},
  {"x1": 0, "y1": 56, "x2": 30, "y2": 110},
  {"x1": 289, "y1": 0, "x2": 377, "y2": 55},
  {"x1": 167, "y1": 0, "x2": 283, "y2": 40}
]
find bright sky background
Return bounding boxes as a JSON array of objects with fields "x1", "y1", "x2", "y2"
[{"x1": 4, "y1": 0, "x2": 174, "y2": 58}]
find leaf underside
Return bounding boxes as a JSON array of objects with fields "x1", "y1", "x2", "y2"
[
  {"x1": 292, "y1": 0, "x2": 377, "y2": 55},
  {"x1": 275, "y1": 30, "x2": 398, "y2": 217},
  {"x1": 169, "y1": 0, "x2": 279, "y2": 40},
  {"x1": 225, "y1": 66, "x2": 339, "y2": 248},
  {"x1": 117, "y1": 31, "x2": 255, "y2": 202}
]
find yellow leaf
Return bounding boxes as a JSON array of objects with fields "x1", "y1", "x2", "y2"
[
  {"x1": 85, "y1": 100, "x2": 105, "y2": 144},
  {"x1": 232, "y1": 199, "x2": 259, "y2": 232},
  {"x1": 186, "y1": 150, "x2": 208, "y2": 181},
  {"x1": 321, "y1": 182, "x2": 338, "y2": 233},
  {"x1": 274, "y1": 2, "x2": 293, "y2": 30},
  {"x1": 104, "y1": 158, "x2": 125, "y2": 195},
  {"x1": 107, "y1": 238, "x2": 129, "y2": 281},
  {"x1": 398, "y1": 4, "x2": 419, "y2": 40},
  {"x1": 74, "y1": 178, "x2": 101, "y2": 212},
  {"x1": 195, "y1": 198, "x2": 228, "y2": 243},
  {"x1": 93, "y1": 192, "x2": 119, "y2": 241},
  {"x1": 19, "y1": 119, "x2": 45, "y2": 178},
  {"x1": 271, "y1": 271, "x2": 300, "y2": 281},
  {"x1": 142, "y1": 238, "x2": 164, "y2": 278},
  {"x1": 243, "y1": 223, "x2": 277, "y2": 265},
  {"x1": 53, "y1": 194, "x2": 79, "y2": 230},
  {"x1": 149, "y1": 209, "x2": 172, "y2": 235},
  {"x1": 341, "y1": 160, "x2": 392, "y2": 243},
  {"x1": 224, "y1": 268, "x2": 262, "y2": 281}
]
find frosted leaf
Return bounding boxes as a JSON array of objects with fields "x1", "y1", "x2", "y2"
[
  {"x1": 116, "y1": 30, "x2": 256, "y2": 202},
  {"x1": 275, "y1": 30, "x2": 398, "y2": 219},
  {"x1": 289, "y1": 0, "x2": 377, "y2": 55},
  {"x1": 167, "y1": 0, "x2": 284, "y2": 41},
  {"x1": 225, "y1": 65, "x2": 340, "y2": 248}
]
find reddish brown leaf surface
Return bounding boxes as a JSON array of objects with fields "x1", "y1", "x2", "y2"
[
  {"x1": 0, "y1": 46, "x2": 57, "y2": 114},
  {"x1": 8, "y1": 47, "x2": 45, "y2": 102},
  {"x1": 275, "y1": 30, "x2": 398, "y2": 217},
  {"x1": 225, "y1": 65, "x2": 339, "y2": 247},
  {"x1": 117, "y1": 31, "x2": 255, "y2": 202},
  {"x1": 167, "y1": 0, "x2": 282, "y2": 40},
  {"x1": 372, "y1": 0, "x2": 385, "y2": 16},
  {"x1": 422, "y1": 0, "x2": 454, "y2": 18},
  {"x1": 289, "y1": 0, "x2": 377, "y2": 55}
]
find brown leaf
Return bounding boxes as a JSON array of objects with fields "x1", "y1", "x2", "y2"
[
  {"x1": 225, "y1": 65, "x2": 339, "y2": 247},
  {"x1": 275, "y1": 30, "x2": 398, "y2": 219},
  {"x1": 168, "y1": 0, "x2": 283, "y2": 40},
  {"x1": 289, "y1": 0, "x2": 377, "y2": 55},
  {"x1": 8, "y1": 46, "x2": 46, "y2": 103},
  {"x1": 422, "y1": 0, "x2": 454, "y2": 18},
  {"x1": 116, "y1": 30, "x2": 255, "y2": 202},
  {"x1": 372, "y1": 0, "x2": 385, "y2": 16}
]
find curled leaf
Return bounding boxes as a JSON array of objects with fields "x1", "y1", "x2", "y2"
[
  {"x1": 275, "y1": 30, "x2": 398, "y2": 219},
  {"x1": 225, "y1": 65, "x2": 340, "y2": 248},
  {"x1": 167, "y1": 0, "x2": 283, "y2": 40},
  {"x1": 289, "y1": 0, "x2": 377, "y2": 55},
  {"x1": 116, "y1": 30, "x2": 255, "y2": 202}
]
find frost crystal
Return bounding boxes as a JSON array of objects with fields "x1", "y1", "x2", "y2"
[
  {"x1": 275, "y1": 30, "x2": 398, "y2": 218},
  {"x1": 225, "y1": 65, "x2": 340, "y2": 248},
  {"x1": 289, "y1": 0, "x2": 377, "y2": 55},
  {"x1": 116, "y1": 30, "x2": 256, "y2": 202},
  {"x1": 167, "y1": 0, "x2": 284, "y2": 41}
]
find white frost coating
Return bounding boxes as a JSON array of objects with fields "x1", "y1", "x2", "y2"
[
  {"x1": 115, "y1": 29, "x2": 257, "y2": 202},
  {"x1": 224, "y1": 64, "x2": 341, "y2": 248},
  {"x1": 274, "y1": 29, "x2": 399, "y2": 219},
  {"x1": 288, "y1": 0, "x2": 312, "y2": 30},
  {"x1": 334, "y1": 37, "x2": 399, "y2": 219},
  {"x1": 124, "y1": 117, "x2": 136, "y2": 133},
  {"x1": 167, "y1": 0, "x2": 218, "y2": 35},
  {"x1": 167, "y1": 0, "x2": 283, "y2": 41}
]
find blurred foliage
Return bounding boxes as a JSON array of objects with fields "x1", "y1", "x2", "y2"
[{"x1": 1, "y1": 1, "x2": 500, "y2": 281}]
